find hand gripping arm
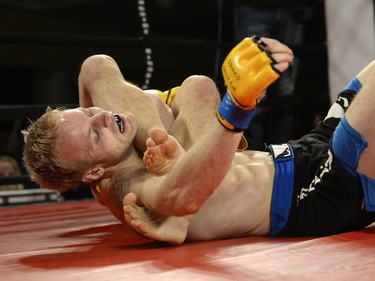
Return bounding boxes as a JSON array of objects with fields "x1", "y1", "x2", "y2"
[{"x1": 217, "y1": 36, "x2": 280, "y2": 131}]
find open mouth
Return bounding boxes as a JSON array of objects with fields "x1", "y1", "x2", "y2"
[{"x1": 114, "y1": 114, "x2": 124, "y2": 133}]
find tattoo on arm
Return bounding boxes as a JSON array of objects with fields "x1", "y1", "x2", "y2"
[{"x1": 108, "y1": 177, "x2": 132, "y2": 207}]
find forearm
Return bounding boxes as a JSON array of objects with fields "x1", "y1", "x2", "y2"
[{"x1": 146, "y1": 122, "x2": 242, "y2": 216}]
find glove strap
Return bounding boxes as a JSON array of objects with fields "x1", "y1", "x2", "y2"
[{"x1": 217, "y1": 92, "x2": 255, "y2": 131}]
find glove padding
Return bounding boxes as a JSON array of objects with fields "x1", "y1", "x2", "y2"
[
  {"x1": 222, "y1": 36, "x2": 280, "y2": 110},
  {"x1": 217, "y1": 36, "x2": 280, "y2": 131}
]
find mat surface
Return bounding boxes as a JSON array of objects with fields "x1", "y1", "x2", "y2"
[{"x1": 1, "y1": 200, "x2": 375, "y2": 281}]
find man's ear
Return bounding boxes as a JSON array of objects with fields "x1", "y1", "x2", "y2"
[{"x1": 82, "y1": 167, "x2": 105, "y2": 183}]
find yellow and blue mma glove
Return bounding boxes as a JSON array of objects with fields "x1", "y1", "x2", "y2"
[{"x1": 217, "y1": 36, "x2": 281, "y2": 131}]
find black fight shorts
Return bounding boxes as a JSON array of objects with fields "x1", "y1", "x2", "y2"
[{"x1": 276, "y1": 117, "x2": 375, "y2": 236}]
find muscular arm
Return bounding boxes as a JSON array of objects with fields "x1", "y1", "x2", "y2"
[
  {"x1": 139, "y1": 122, "x2": 243, "y2": 216},
  {"x1": 78, "y1": 55, "x2": 165, "y2": 150}
]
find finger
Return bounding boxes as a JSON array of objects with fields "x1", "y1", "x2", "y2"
[
  {"x1": 273, "y1": 61, "x2": 292, "y2": 73},
  {"x1": 271, "y1": 53, "x2": 294, "y2": 65},
  {"x1": 260, "y1": 37, "x2": 294, "y2": 56}
]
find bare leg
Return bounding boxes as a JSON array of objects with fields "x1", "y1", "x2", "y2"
[
  {"x1": 123, "y1": 193, "x2": 191, "y2": 245},
  {"x1": 143, "y1": 128, "x2": 185, "y2": 175},
  {"x1": 345, "y1": 60, "x2": 375, "y2": 177},
  {"x1": 168, "y1": 75, "x2": 221, "y2": 149}
]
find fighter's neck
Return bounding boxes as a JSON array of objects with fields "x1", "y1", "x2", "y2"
[{"x1": 114, "y1": 151, "x2": 145, "y2": 176}]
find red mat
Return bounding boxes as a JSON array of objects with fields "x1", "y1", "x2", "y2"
[{"x1": 1, "y1": 200, "x2": 375, "y2": 281}]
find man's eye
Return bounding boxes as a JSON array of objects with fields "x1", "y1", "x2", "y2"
[{"x1": 94, "y1": 130, "x2": 100, "y2": 141}]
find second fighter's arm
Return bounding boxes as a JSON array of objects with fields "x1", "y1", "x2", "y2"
[
  {"x1": 134, "y1": 37, "x2": 293, "y2": 217},
  {"x1": 78, "y1": 55, "x2": 166, "y2": 151},
  {"x1": 218, "y1": 36, "x2": 293, "y2": 131},
  {"x1": 137, "y1": 123, "x2": 243, "y2": 217}
]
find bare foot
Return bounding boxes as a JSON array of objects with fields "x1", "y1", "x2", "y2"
[
  {"x1": 123, "y1": 193, "x2": 191, "y2": 245},
  {"x1": 143, "y1": 128, "x2": 185, "y2": 175}
]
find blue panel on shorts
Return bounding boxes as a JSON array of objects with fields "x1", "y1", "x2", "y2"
[
  {"x1": 344, "y1": 77, "x2": 362, "y2": 92},
  {"x1": 332, "y1": 116, "x2": 375, "y2": 211}
]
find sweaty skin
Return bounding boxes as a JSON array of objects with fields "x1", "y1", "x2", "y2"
[{"x1": 123, "y1": 127, "x2": 275, "y2": 244}]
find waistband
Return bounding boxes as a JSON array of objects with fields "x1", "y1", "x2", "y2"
[{"x1": 266, "y1": 144, "x2": 295, "y2": 236}]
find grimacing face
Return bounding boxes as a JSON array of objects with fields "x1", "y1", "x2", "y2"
[{"x1": 57, "y1": 107, "x2": 138, "y2": 172}]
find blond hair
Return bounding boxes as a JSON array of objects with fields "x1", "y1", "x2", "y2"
[{"x1": 22, "y1": 107, "x2": 89, "y2": 193}]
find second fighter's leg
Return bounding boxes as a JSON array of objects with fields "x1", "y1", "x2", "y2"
[
  {"x1": 143, "y1": 128, "x2": 185, "y2": 175},
  {"x1": 326, "y1": 59, "x2": 375, "y2": 213},
  {"x1": 168, "y1": 75, "x2": 221, "y2": 149},
  {"x1": 321, "y1": 60, "x2": 368, "y2": 126},
  {"x1": 123, "y1": 193, "x2": 191, "y2": 244},
  {"x1": 345, "y1": 60, "x2": 375, "y2": 178}
]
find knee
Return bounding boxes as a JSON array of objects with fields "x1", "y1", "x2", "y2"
[
  {"x1": 180, "y1": 75, "x2": 220, "y2": 103},
  {"x1": 80, "y1": 54, "x2": 117, "y2": 82},
  {"x1": 181, "y1": 75, "x2": 215, "y2": 90}
]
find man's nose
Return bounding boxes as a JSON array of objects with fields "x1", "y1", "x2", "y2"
[{"x1": 91, "y1": 111, "x2": 111, "y2": 127}]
